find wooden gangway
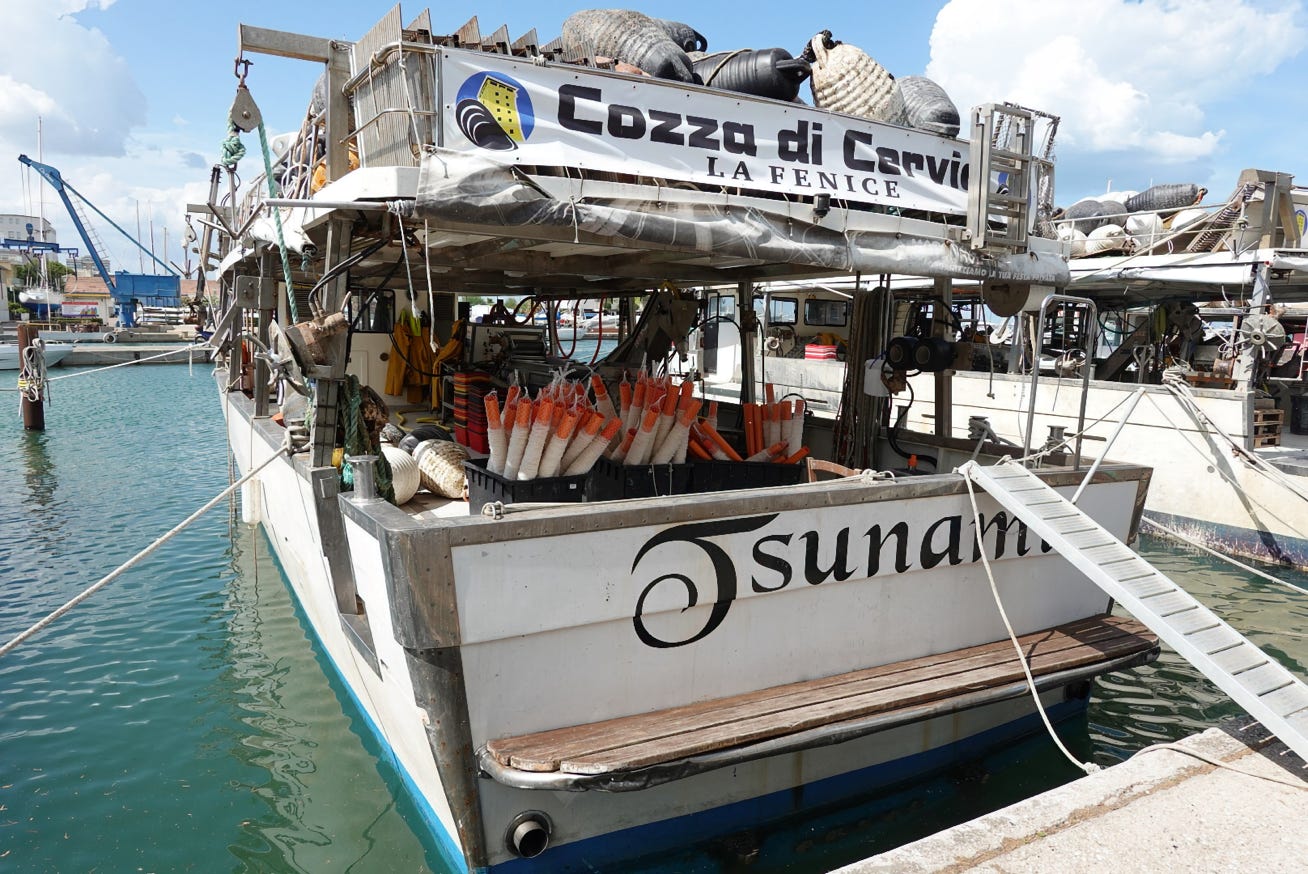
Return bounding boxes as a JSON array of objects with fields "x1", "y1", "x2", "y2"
[{"x1": 962, "y1": 458, "x2": 1308, "y2": 767}]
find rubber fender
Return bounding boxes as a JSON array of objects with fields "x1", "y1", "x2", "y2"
[
  {"x1": 398, "y1": 424, "x2": 450, "y2": 454},
  {"x1": 1125, "y1": 183, "x2": 1202, "y2": 214},
  {"x1": 693, "y1": 48, "x2": 811, "y2": 101},
  {"x1": 806, "y1": 31, "x2": 907, "y2": 125},
  {"x1": 654, "y1": 18, "x2": 707, "y2": 53},
  {"x1": 562, "y1": 9, "x2": 696, "y2": 82},
  {"x1": 898, "y1": 76, "x2": 960, "y2": 138},
  {"x1": 1061, "y1": 199, "x2": 1111, "y2": 234}
]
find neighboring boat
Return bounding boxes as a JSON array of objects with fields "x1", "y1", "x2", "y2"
[
  {"x1": 578, "y1": 312, "x2": 621, "y2": 338},
  {"x1": 197, "y1": 11, "x2": 1174, "y2": 871},
  {"x1": 0, "y1": 338, "x2": 72, "y2": 370},
  {"x1": 904, "y1": 170, "x2": 1308, "y2": 568}
]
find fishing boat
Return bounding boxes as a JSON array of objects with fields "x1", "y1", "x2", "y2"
[{"x1": 196, "y1": 9, "x2": 1171, "y2": 871}]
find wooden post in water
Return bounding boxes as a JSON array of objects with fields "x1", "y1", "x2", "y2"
[{"x1": 17, "y1": 323, "x2": 45, "y2": 431}]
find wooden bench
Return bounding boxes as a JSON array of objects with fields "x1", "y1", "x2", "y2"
[{"x1": 486, "y1": 615, "x2": 1157, "y2": 777}]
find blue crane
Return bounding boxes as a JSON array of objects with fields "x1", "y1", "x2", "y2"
[{"x1": 18, "y1": 154, "x2": 181, "y2": 325}]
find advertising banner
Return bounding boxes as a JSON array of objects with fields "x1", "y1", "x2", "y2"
[{"x1": 439, "y1": 52, "x2": 970, "y2": 216}]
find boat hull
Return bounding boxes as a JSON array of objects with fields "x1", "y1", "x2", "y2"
[
  {"x1": 0, "y1": 342, "x2": 72, "y2": 370},
  {"x1": 221, "y1": 378, "x2": 1150, "y2": 871},
  {"x1": 911, "y1": 370, "x2": 1308, "y2": 568}
]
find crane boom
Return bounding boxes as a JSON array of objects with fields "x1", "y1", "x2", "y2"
[{"x1": 17, "y1": 154, "x2": 180, "y2": 291}]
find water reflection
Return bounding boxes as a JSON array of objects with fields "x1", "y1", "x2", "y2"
[
  {"x1": 217, "y1": 519, "x2": 434, "y2": 873},
  {"x1": 17, "y1": 429, "x2": 59, "y2": 519}
]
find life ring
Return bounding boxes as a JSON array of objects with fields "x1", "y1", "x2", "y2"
[{"x1": 103, "y1": 332, "x2": 117, "y2": 343}]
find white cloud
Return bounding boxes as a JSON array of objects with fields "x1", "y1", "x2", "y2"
[
  {"x1": 926, "y1": 0, "x2": 1303, "y2": 163},
  {"x1": 0, "y1": 2, "x2": 144, "y2": 156}
]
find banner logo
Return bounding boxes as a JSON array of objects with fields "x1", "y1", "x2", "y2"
[{"x1": 455, "y1": 72, "x2": 535, "y2": 150}]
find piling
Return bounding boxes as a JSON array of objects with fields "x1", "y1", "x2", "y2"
[{"x1": 17, "y1": 323, "x2": 45, "y2": 431}]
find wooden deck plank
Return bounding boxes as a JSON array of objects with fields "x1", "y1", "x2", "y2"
[
  {"x1": 487, "y1": 616, "x2": 1154, "y2": 773},
  {"x1": 488, "y1": 616, "x2": 1136, "y2": 770},
  {"x1": 511, "y1": 624, "x2": 1138, "y2": 772},
  {"x1": 556, "y1": 630, "x2": 1151, "y2": 773}
]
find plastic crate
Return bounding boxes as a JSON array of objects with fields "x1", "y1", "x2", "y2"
[
  {"x1": 464, "y1": 458, "x2": 587, "y2": 513},
  {"x1": 586, "y1": 457, "x2": 695, "y2": 501},
  {"x1": 690, "y1": 460, "x2": 807, "y2": 493}
]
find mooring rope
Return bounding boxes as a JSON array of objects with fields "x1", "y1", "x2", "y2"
[
  {"x1": 962, "y1": 467, "x2": 1101, "y2": 775},
  {"x1": 45, "y1": 342, "x2": 211, "y2": 381},
  {"x1": 0, "y1": 444, "x2": 289, "y2": 658}
]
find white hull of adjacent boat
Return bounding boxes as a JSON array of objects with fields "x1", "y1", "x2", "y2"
[
  {"x1": 221, "y1": 381, "x2": 1150, "y2": 870},
  {"x1": 910, "y1": 371, "x2": 1308, "y2": 566},
  {"x1": 0, "y1": 342, "x2": 72, "y2": 370}
]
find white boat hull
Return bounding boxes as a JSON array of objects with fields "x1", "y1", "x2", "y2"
[
  {"x1": 910, "y1": 370, "x2": 1308, "y2": 567},
  {"x1": 0, "y1": 341, "x2": 72, "y2": 370},
  {"x1": 221, "y1": 377, "x2": 1150, "y2": 870}
]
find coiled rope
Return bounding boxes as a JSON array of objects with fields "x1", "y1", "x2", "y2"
[
  {"x1": 16, "y1": 341, "x2": 51, "y2": 405},
  {"x1": 340, "y1": 375, "x2": 395, "y2": 502},
  {"x1": 0, "y1": 444, "x2": 289, "y2": 658}
]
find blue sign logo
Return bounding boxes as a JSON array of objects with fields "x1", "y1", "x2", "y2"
[{"x1": 455, "y1": 72, "x2": 535, "y2": 151}]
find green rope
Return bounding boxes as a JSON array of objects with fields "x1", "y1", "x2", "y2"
[
  {"x1": 256, "y1": 119, "x2": 298, "y2": 324},
  {"x1": 340, "y1": 376, "x2": 396, "y2": 503},
  {"x1": 219, "y1": 126, "x2": 246, "y2": 169}
]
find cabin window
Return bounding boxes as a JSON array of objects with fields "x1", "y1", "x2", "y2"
[
  {"x1": 344, "y1": 289, "x2": 395, "y2": 333},
  {"x1": 709, "y1": 295, "x2": 736, "y2": 319},
  {"x1": 753, "y1": 295, "x2": 798, "y2": 325},
  {"x1": 804, "y1": 299, "x2": 848, "y2": 327}
]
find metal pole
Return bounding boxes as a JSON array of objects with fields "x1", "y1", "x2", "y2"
[
  {"x1": 1070, "y1": 387, "x2": 1147, "y2": 505},
  {"x1": 1023, "y1": 293, "x2": 1098, "y2": 469}
]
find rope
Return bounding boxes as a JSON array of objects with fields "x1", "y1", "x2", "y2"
[
  {"x1": 45, "y1": 342, "x2": 211, "y2": 380},
  {"x1": 256, "y1": 119, "x2": 298, "y2": 323},
  {"x1": 1161, "y1": 372, "x2": 1308, "y2": 506},
  {"x1": 962, "y1": 467, "x2": 1101, "y2": 775},
  {"x1": 1134, "y1": 741, "x2": 1308, "y2": 789},
  {"x1": 1, "y1": 444, "x2": 289, "y2": 658},
  {"x1": 17, "y1": 341, "x2": 51, "y2": 405},
  {"x1": 340, "y1": 375, "x2": 395, "y2": 502},
  {"x1": 1141, "y1": 517, "x2": 1308, "y2": 597},
  {"x1": 219, "y1": 125, "x2": 246, "y2": 169}
]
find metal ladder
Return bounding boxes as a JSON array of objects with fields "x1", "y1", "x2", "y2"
[{"x1": 960, "y1": 458, "x2": 1308, "y2": 766}]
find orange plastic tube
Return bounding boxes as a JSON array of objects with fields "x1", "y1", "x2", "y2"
[{"x1": 699, "y1": 421, "x2": 743, "y2": 462}]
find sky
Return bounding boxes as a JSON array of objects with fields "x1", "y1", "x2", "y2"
[{"x1": 3, "y1": 0, "x2": 1304, "y2": 277}]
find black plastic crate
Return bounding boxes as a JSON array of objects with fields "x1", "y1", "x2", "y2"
[
  {"x1": 464, "y1": 458, "x2": 587, "y2": 513},
  {"x1": 690, "y1": 460, "x2": 807, "y2": 493},
  {"x1": 586, "y1": 457, "x2": 695, "y2": 501}
]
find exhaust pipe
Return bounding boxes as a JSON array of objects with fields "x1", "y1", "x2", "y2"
[{"x1": 506, "y1": 811, "x2": 552, "y2": 859}]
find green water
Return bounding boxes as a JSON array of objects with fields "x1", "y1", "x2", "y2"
[{"x1": 1, "y1": 364, "x2": 1305, "y2": 872}]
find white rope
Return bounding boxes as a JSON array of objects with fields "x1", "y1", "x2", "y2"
[
  {"x1": 0, "y1": 444, "x2": 289, "y2": 658},
  {"x1": 1134, "y1": 741, "x2": 1308, "y2": 787},
  {"x1": 1161, "y1": 374, "x2": 1308, "y2": 506},
  {"x1": 46, "y1": 342, "x2": 212, "y2": 381},
  {"x1": 962, "y1": 468, "x2": 1101, "y2": 775},
  {"x1": 1141, "y1": 517, "x2": 1308, "y2": 596}
]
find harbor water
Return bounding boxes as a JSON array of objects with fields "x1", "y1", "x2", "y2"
[{"x1": 2, "y1": 364, "x2": 1305, "y2": 872}]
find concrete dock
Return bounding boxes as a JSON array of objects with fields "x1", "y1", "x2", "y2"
[
  {"x1": 61, "y1": 341, "x2": 209, "y2": 368},
  {"x1": 841, "y1": 722, "x2": 1308, "y2": 873}
]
